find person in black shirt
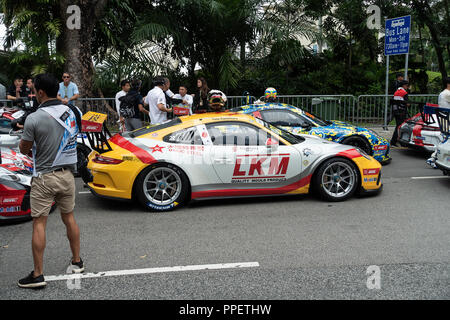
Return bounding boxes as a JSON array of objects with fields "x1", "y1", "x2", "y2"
[
  {"x1": 192, "y1": 77, "x2": 210, "y2": 113},
  {"x1": 7, "y1": 76, "x2": 28, "y2": 106},
  {"x1": 119, "y1": 79, "x2": 149, "y2": 131}
]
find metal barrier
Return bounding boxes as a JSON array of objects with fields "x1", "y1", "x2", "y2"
[
  {"x1": 277, "y1": 95, "x2": 356, "y2": 123},
  {"x1": 1, "y1": 94, "x2": 441, "y2": 128},
  {"x1": 356, "y1": 94, "x2": 439, "y2": 126}
]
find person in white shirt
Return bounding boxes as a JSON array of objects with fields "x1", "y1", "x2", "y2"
[
  {"x1": 145, "y1": 76, "x2": 172, "y2": 125},
  {"x1": 172, "y1": 85, "x2": 193, "y2": 115},
  {"x1": 115, "y1": 80, "x2": 130, "y2": 132}
]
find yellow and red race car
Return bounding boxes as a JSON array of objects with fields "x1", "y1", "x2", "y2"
[{"x1": 85, "y1": 113, "x2": 382, "y2": 211}]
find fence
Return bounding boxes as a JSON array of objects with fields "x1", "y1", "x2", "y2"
[{"x1": 0, "y1": 94, "x2": 441, "y2": 129}]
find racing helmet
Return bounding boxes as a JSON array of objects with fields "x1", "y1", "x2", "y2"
[
  {"x1": 264, "y1": 87, "x2": 277, "y2": 102},
  {"x1": 208, "y1": 90, "x2": 227, "y2": 111}
]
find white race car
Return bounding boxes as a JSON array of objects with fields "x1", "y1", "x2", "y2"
[
  {"x1": 434, "y1": 106, "x2": 450, "y2": 175},
  {"x1": 85, "y1": 113, "x2": 383, "y2": 212}
]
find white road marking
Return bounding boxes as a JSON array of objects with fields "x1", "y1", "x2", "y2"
[
  {"x1": 45, "y1": 262, "x2": 260, "y2": 282},
  {"x1": 411, "y1": 176, "x2": 450, "y2": 180}
]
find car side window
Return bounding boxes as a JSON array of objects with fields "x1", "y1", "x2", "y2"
[
  {"x1": 260, "y1": 109, "x2": 312, "y2": 128},
  {"x1": 0, "y1": 119, "x2": 10, "y2": 134},
  {"x1": 206, "y1": 121, "x2": 277, "y2": 146},
  {"x1": 163, "y1": 126, "x2": 203, "y2": 145}
]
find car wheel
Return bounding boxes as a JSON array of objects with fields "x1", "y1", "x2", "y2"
[
  {"x1": 76, "y1": 144, "x2": 91, "y2": 178},
  {"x1": 313, "y1": 158, "x2": 359, "y2": 202},
  {"x1": 342, "y1": 136, "x2": 372, "y2": 156},
  {"x1": 135, "y1": 163, "x2": 190, "y2": 212}
]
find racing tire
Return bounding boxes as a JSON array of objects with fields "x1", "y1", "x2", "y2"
[
  {"x1": 135, "y1": 163, "x2": 190, "y2": 212},
  {"x1": 341, "y1": 136, "x2": 372, "y2": 156},
  {"x1": 75, "y1": 144, "x2": 91, "y2": 178},
  {"x1": 312, "y1": 157, "x2": 360, "y2": 202}
]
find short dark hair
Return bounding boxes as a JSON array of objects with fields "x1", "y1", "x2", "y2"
[
  {"x1": 396, "y1": 73, "x2": 403, "y2": 79},
  {"x1": 121, "y1": 79, "x2": 130, "y2": 87},
  {"x1": 152, "y1": 76, "x2": 166, "y2": 86},
  {"x1": 131, "y1": 79, "x2": 142, "y2": 90},
  {"x1": 179, "y1": 85, "x2": 187, "y2": 90},
  {"x1": 34, "y1": 74, "x2": 59, "y2": 98},
  {"x1": 445, "y1": 77, "x2": 450, "y2": 85},
  {"x1": 14, "y1": 76, "x2": 23, "y2": 81}
]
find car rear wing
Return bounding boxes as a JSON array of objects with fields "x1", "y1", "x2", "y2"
[
  {"x1": 434, "y1": 106, "x2": 450, "y2": 138},
  {"x1": 81, "y1": 112, "x2": 113, "y2": 154},
  {"x1": 420, "y1": 103, "x2": 438, "y2": 126}
]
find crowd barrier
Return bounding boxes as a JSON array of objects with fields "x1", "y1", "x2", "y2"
[{"x1": 1, "y1": 93, "x2": 440, "y2": 129}]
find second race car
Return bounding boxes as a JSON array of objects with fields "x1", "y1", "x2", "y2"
[
  {"x1": 232, "y1": 103, "x2": 391, "y2": 164},
  {"x1": 85, "y1": 113, "x2": 383, "y2": 212}
]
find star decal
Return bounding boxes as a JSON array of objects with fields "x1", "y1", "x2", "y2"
[{"x1": 150, "y1": 145, "x2": 165, "y2": 153}]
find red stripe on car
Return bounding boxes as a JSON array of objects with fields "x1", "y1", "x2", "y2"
[
  {"x1": 109, "y1": 134, "x2": 156, "y2": 164},
  {"x1": 336, "y1": 149, "x2": 362, "y2": 159}
]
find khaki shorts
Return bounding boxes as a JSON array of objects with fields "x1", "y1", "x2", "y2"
[{"x1": 30, "y1": 169, "x2": 76, "y2": 218}]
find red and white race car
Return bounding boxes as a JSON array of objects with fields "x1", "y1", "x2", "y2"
[
  {"x1": 398, "y1": 103, "x2": 441, "y2": 152},
  {"x1": 0, "y1": 147, "x2": 34, "y2": 223}
]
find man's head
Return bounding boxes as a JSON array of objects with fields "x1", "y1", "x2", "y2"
[
  {"x1": 445, "y1": 77, "x2": 450, "y2": 89},
  {"x1": 163, "y1": 77, "x2": 170, "y2": 91},
  {"x1": 62, "y1": 72, "x2": 71, "y2": 85},
  {"x1": 34, "y1": 74, "x2": 59, "y2": 104},
  {"x1": 396, "y1": 73, "x2": 404, "y2": 81},
  {"x1": 121, "y1": 79, "x2": 131, "y2": 92},
  {"x1": 26, "y1": 78, "x2": 33, "y2": 90},
  {"x1": 400, "y1": 80, "x2": 409, "y2": 90},
  {"x1": 131, "y1": 79, "x2": 142, "y2": 91},
  {"x1": 14, "y1": 77, "x2": 23, "y2": 87},
  {"x1": 179, "y1": 85, "x2": 187, "y2": 96}
]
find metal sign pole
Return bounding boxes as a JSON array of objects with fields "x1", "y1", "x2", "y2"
[
  {"x1": 404, "y1": 52, "x2": 409, "y2": 80},
  {"x1": 385, "y1": 55, "x2": 390, "y2": 129}
]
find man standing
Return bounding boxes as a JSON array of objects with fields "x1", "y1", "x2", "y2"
[
  {"x1": 172, "y1": 85, "x2": 193, "y2": 116},
  {"x1": 18, "y1": 74, "x2": 84, "y2": 289},
  {"x1": 57, "y1": 72, "x2": 80, "y2": 106},
  {"x1": 115, "y1": 79, "x2": 131, "y2": 132},
  {"x1": 145, "y1": 76, "x2": 172, "y2": 125},
  {"x1": 119, "y1": 79, "x2": 149, "y2": 131},
  {"x1": 391, "y1": 80, "x2": 410, "y2": 146}
]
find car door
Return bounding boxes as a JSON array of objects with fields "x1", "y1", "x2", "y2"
[{"x1": 206, "y1": 121, "x2": 302, "y2": 187}]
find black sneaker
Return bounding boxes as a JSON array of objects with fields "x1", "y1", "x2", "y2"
[
  {"x1": 18, "y1": 271, "x2": 47, "y2": 289},
  {"x1": 67, "y1": 258, "x2": 85, "y2": 274}
]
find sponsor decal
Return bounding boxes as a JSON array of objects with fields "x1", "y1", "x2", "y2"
[
  {"x1": 232, "y1": 155, "x2": 290, "y2": 183},
  {"x1": 374, "y1": 145, "x2": 388, "y2": 151},
  {"x1": 303, "y1": 160, "x2": 309, "y2": 167},
  {"x1": 364, "y1": 178, "x2": 377, "y2": 183},
  {"x1": 167, "y1": 145, "x2": 204, "y2": 156},
  {"x1": 0, "y1": 206, "x2": 21, "y2": 213},
  {"x1": 302, "y1": 148, "x2": 312, "y2": 157},
  {"x1": 146, "y1": 201, "x2": 178, "y2": 211},
  {"x1": 363, "y1": 168, "x2": 380, "y2": 176},
  {"x1": 413, "y1": 136, "x2": 425, "y2": 141},
  {"x1": 150, "y1": 145, "x2": 165, "y2": 153},
  {"x1": 1, "y1": 197, "x2": 19, "y2": 205}
]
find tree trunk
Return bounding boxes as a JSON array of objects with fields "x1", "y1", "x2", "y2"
[{"x1": 59, "y1": 0, "x2": 108, "y2": 98}]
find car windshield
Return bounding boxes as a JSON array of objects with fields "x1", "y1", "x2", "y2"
[
  {"x1": 127, "y1": 118, "x2": 182, "y2": 138},
  {"x1": 255, "y1": 117, "x2": 304, "y2": 145},
  {"x1": 298, "y1": 109, "x2": 332, "y2": 126}
]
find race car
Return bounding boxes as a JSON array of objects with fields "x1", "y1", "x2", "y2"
[
  {"x1": 231, "y1": 103, "x2": 391, "y2": 164},
  {"x1": 397, "y1": 104, "x2": 441, "y2": 153},
  {"x1": 84, "y1": 113, "x2": 383, "y2": 212},
  {"x1": 429, "y1": 105, "x2": 450, "y2": 175},
  {"x1": 0, "y1": 147, "x2": 33, "y2": 223}
]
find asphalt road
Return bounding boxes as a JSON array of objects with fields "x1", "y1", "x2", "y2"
[{"x1": 1, "y1": 147, "x2": 449, "y2": 300}]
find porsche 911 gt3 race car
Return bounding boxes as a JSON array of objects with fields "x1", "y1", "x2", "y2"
[
  {"x1": 232, "y1": 103, "x2": 391, "y2": 164},
  {"x1": 397, "y1": 104, "x2": 441, "y2": 153},
  {"x1": 0, "y1": 147, "x2": 33, "y2": 223},
  {"x1": 85, "y1": 113, "x2": 383, "y2": 212}
]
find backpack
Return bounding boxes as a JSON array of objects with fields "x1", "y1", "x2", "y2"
[{"x1": 119, "y1": 92, "x2": 138, "y2": 118}]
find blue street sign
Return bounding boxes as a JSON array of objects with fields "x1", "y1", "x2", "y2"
[{"x1": 384, "y1": 15, "x2": 411, "y2": 56}]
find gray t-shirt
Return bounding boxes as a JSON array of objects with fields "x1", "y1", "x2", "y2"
[{"x1": 22, "y1": 103, "x2": 77, "y2": 174}]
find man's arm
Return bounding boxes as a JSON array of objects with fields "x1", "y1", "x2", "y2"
[
  {"x1": 138, "y1": 103, "x2": 150, "y2": 115},
  {"x1": 19, "y1": 139, "x2": 33, "y2": 156}
]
